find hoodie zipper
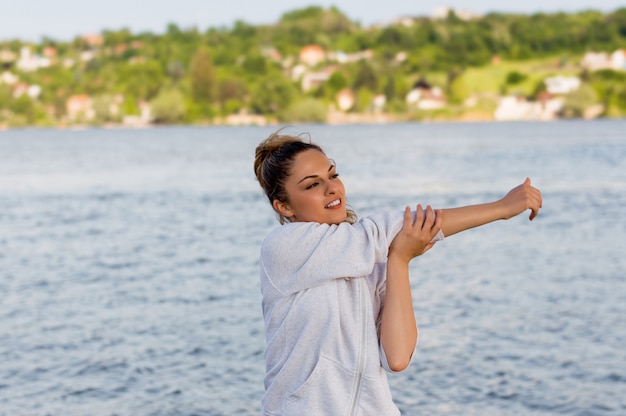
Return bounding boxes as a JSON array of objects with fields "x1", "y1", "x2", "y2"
[{"x1": 348, "y1": 278, "x2": 367, "y2": 416}]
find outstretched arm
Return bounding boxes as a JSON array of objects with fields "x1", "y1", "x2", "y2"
[
  {"x1": 380, "y1": 205, "x2": 442, "y2": 372},
  {"x1": 439, "y1": 178, "x2": 542, "y2": 237}
]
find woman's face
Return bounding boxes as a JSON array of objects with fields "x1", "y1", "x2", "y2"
[{"x1": 273, "y1": 149, "x2": 347, "y2": 225}]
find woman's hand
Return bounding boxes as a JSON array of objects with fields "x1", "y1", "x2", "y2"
[
  {"x1": 499, "y1": 178, "x2": 543, "y2": 221},
  {"x1": 389, "y1": 205, "x2": 443, "y2": 263}
]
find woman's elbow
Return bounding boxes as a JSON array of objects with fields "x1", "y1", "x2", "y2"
[{"x1": 387, "y1": 356, "x2": 411, "y2": 372}]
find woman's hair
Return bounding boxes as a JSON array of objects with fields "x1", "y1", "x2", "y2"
[{"x1": 254, "y1": 130, "x2": 357, "y2": 224}]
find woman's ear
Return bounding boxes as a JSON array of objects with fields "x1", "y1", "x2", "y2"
[{"x1": 272, "y1": 199, "x2": 294, "y2": 220}]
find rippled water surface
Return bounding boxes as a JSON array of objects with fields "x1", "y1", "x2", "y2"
[{"x1": 1, "y1": 121, "x2": 625, "y2": 415}]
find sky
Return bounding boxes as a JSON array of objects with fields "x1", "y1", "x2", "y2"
[{"x1": 1, "y1": 0, "x2": 624, "y2": 42}]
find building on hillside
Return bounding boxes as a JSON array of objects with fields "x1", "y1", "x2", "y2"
[
  {"x1": 66, "y1": 95, "x2": 94, "y2": 121},
  {"x1": 42, "y1": 46, "x2": 57, "y2": 59},
  {"x1": 372, "y1": 94, "x2": 386, "y2": 113},
  {"x1": 494, "y1": 95, "x2": 564, "y2": 121},
  {"x1": 581, "y1": 52, "x2": 610, "y2": 71},
  {"x1": 406, "y1": 79, "x2": 446, "y2": 110},
  {"x1": 16, "y1": 47, "x2": 51, "y2": 72},
  {"x1": 82, "y1": 34, "x2": 104, "y2": 47},
  {"x1": 611, "y1": 50, "x2": 626, "y2": 70},
  {"x1": 0, "y1": 71, "x2": 18, "y2": 85},
  {"x1": 544, "y1": 76, "x2": 581, "y2": 95},
  {"x1": 581, "y1": 50, "x2": 626, "y2": 71},
  {"x1": 328, "y1": 49, "x2": 373, "y2": 64},
  {"x1": 0, "y1": 50, "x2": 17, "y2": 69},
  {"x1": 336, "y1": 89, "x2": 355, "y2": 112},
  {"x1": 290, "y1": 64, "x2": 307, "y2": 82},
  {"x1": 299, "y1": 45, "x2": 326, "y2": 67},
  {"x1": 301, "y1": 71, "x2": 331, "y2": 92},
  {"x1": 300, "y1": 65, "x2": 338, "y2": 92}
]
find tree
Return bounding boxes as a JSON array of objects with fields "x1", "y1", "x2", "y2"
[
  {"x1": 250, "y1": 74, "x2": 296, "y2": 114},
  {"x1": 353, "y1": 61, "x2": 378, "y2": 92},
  {"x1": 190, "y1": 48, "x2": 217, "y2": 104},
  {"x1": 150, "y1": 88, "x2": 186, "y2": 123},
  {"x1": 563, "y1": 84, "x2": 598, "y2": 118},
  {"x1": 281, "y1": 98, "x2": 327, "y2": 122}
]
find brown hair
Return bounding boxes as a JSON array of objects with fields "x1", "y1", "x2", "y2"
[{"x1": 254, "y1": 130, "x2": 357, "y2": 224}]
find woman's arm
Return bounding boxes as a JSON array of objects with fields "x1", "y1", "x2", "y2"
[
  {"x1": 380, "y1": 205, "x2": 442, "y2": 371},
  {"x1": 439, "y1": 178, "x2": 543, "y2": 237}
]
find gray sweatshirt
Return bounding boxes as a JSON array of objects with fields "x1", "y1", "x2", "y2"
[{"x1": 259, "y1": 211, "x2": 444, "y2": 415}]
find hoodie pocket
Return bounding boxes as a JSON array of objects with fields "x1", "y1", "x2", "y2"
[{"x1": 284, "y1": 356, "x2": 353, "y2": 415}]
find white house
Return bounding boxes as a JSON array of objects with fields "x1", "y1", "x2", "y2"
[
  {"x1": 301, "y1": 71, "x2": 331, "y2": 92},
  {"x1": 544, "y1": 76, "x2": 581, "y2": 95},
  {"x1": 16, "y1": 47, "x2": 51, "y2": 72},
  {"x1": 611, "y1": 50, "x2": 626, "y2": 70},
  {"x1": 494, "y1": 95, "x2": 563, "y2": 121},
  {"x1": 0, "y1": 71, "x2": 18, "y2": 85},
  {"x1": 336, "y1": 89, "x2": 355, "y2": 111}
]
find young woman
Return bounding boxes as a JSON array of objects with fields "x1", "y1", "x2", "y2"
[{"x1": 254, "y1": 131, "x2": 542, "y2": 415}]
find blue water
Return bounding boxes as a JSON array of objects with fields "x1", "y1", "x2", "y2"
[{"x1": 1, "y1": 121, "x2": 625, "y2": 415}]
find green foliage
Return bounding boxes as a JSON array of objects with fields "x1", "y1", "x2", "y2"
[
  {"x1": 505, "y1": 71, "x2": 528, "y2": 85},
  {"x1": 448, "y1": 76, "x2": 469, "y2": 104},
  {"x1": 4, "y1": 6, "x2": 626, "y2": 127},
  {"x1": 150, "y1": 88, "x2": 186, "y2": 123},
  {"x1": 354, "y1": 88, "x2": 374, "y2": 112},
  {"x1": 218, "y1": 78, "x2": 248, "y2": 111},
  {"x1": 352, "y1": 61, "x2": 378, "y2": 92},
  {"x1": 190, "y1": 49, "x2": 217, "y2": 103},
  {"x1": 563, "y1": 83, "x2": 599, "y2": 118},
  {"x1": 117, "y1": 61, "x2": 165, "y2": 100},
  {"x1": 281, "y1": 98, "x2": 327, "y2": 123},
  {"x1": 250, "y1": 75, "x2": 296, "y2": 114}
]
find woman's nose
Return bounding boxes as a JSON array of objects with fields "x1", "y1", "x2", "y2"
[{"x1": 326, "y1": 180, "x2": 339, "y2": 194}]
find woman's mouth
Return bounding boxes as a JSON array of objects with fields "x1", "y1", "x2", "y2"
[{"x1": 325, "y1": 199, "x2": 341, "y2": 209}]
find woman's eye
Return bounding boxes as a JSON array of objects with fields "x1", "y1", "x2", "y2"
[
  {"x1": 306, "y1": 182, "x2": 319, "y2": 189},
  {"x1": 331, "y1": 173, "x2": 340, "y2": 179}
]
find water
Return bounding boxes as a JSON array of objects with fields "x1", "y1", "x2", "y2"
[{"x1": 1, "y1": 121, "x2": 625, "y2": 415}]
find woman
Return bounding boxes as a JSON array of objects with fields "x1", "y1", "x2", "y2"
[{"x1": 254, "y1": 130, "x2": 542, "y2": 415}]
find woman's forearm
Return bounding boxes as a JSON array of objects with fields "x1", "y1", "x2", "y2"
[
  {"x1": 439, "y1": 201, "x2": 506, "y2": 237},
  {"x1": 380, "y1": 254, "x2": 418, "y2": 372},
  {"x1": 438, "y1": 178, "x2": 543, "y2": 237}
]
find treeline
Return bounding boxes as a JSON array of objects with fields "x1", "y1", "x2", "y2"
[{"x1": 1, "y1": 6, "x2": 626, "y2": 126}]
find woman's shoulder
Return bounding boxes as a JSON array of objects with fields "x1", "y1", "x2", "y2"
[{"x1": 261, "y1": 212, "x2": 400, "y2": 251}]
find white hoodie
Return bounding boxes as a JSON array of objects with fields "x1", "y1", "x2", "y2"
[{"x1": 259, "y1": 210, "x2": 443, "y2": 415}]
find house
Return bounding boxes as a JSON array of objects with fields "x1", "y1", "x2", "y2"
[
  {"x1": 12, "y1": 82, "x2": 29, "y2": 98},
  {"x1": 291, "y1": 64, "x2": 307, "y2": 82},
  {"x1": 11, "y1": 82, "x2": 40, "y2": 98},
  {"x1": 82, "y1": 34, "x2": 104, "y2": 47},
  {"x1": 42, "y1": 46, "x2": 57, "y2": 59},
  {"x1": 0, "y1": 71, "x2": 18, "y2": 85},
  {"x1": 66, "y1": 94, "x2": 94, "y2": 121},
  {"x1": 372, "y1": 94, "x2": 386, "y2": 112},
  {"x1": 544, "y1": 76, "x2": 581, "y2": 95},
  {"x1": 0, "y1": 49, "x2": 17, "y2": 65},
  {"x1": 16, "y1": 47, "x2": 51, "y2": 72},
  {"x1": 494, "y1": 95, "x2": 563, "y2": 121},
  {"x1": 300, "y1": 65, "x2": 338, "y2": 92},
  {"x1": 336, "y1": 89, "x2": 355, "y2": 111},
  {"x1": 301, "y1": 71, "x2": 331, "y2": 92},
  {"x1": 611, "y1": 50, "x2": 626, "y2": 70},
  {"x1": 299, "y1": 45, "x2": 326, "y2": 67},
  {"x1": 580, "y1": 50, "x2": 626, "y2": 72},
  {"x1": 328, "y1": 49, "x2": 373, "y2": 64},
  {"x1": 406, "y1": 79, "x2": 446, "y2": 110},
  {"x1": 581, "y1": 52, "x2": 611, "y2": 71}
]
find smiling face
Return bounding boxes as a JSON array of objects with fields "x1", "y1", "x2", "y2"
[{"x1": 272, "y1": 149, "x2": 347, "y2": 225}]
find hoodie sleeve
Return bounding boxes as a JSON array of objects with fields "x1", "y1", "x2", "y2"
[{"x1": 260, "y1": 211, "x2": 405, "y2": 296}]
